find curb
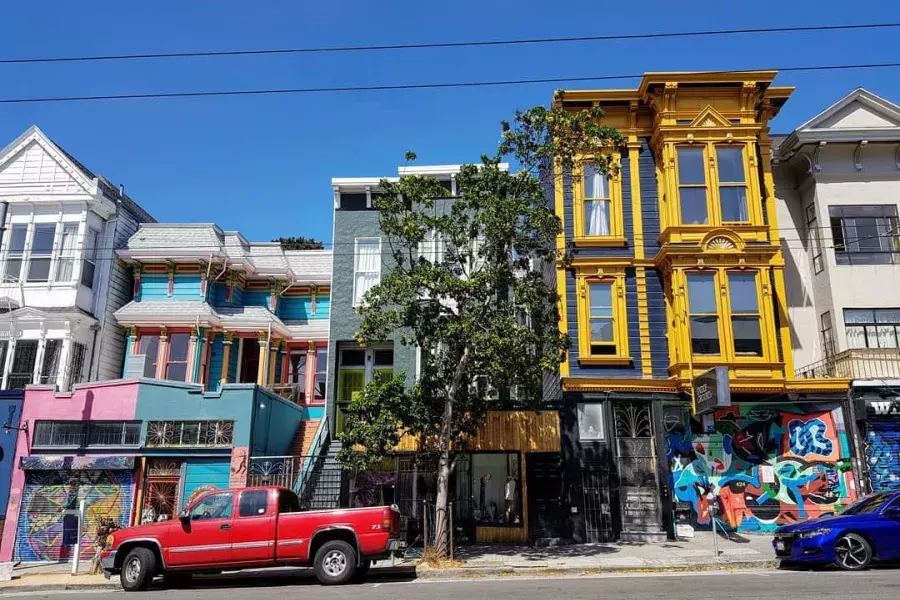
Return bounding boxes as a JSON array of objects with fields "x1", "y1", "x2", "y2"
[
  {"x1": 415, "y1": 560, "x2": 781, "y2": 579},
  {"x1": 0, "y1": 582, "x2": 120, "y2": 594}
]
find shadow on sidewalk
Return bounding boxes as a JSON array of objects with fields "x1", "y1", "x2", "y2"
[{"x1": 147, "y1": 566, "x2": 418, "y2": 590}]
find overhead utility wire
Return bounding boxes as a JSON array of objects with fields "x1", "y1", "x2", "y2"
[
  {"x1": 0, "y1": 22, "x2": 897, "y2": 65},
  {"x1": 1, "y1": 61, "x2": 900, "y2": 104}
]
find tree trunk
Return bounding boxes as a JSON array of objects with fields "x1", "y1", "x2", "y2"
[{"x1": 432, "y1": 443, "x2": 452, "y2": 557}]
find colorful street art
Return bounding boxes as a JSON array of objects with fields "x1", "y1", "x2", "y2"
[
  {"x1": 15, "y1": 470, "x2": 133, "y2": 561},
  {"x1": 665, "y1": 403, "x2": 857, "y2": 533},
  {"x1": 864, "y1": 420, "x2": 900, "y2": 492}
]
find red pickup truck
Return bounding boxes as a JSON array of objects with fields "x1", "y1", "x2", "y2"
[{"x1": 100, "y1": 486, "x2": 403, "y2": 590}]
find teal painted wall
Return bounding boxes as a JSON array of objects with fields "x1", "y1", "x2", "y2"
[
  {"x1": 278, "y1": 296, "x2": 330, "y2": 320},
  {"x1": 180, "y1": 460, "x2": 231, "y2": 509},
  {"x1": 250, "y1": 389, "x2": 303, "y2": 456},
  {"x1": 207, "y1": 334, "x2": 224, "y2": 392},
  {"x1": 227, "y1": 339, "x2": 239, "y2": 383},
  {"x1": 135, "y1": 381, "x2": 257, "y2": 447},
  {"x1": 244, "y1": 290, "x2": 270, "y2": 308},
  {"x1": 139, "y1": 275, "x2": 203, "y2": 301},
  {"x1": 209, "y1": 282, "x2": 245, "y2": 307}
]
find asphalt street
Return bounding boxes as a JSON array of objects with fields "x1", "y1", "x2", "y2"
[{"x1": 4, "y1": 568, "x2": 900, "y2": 600}]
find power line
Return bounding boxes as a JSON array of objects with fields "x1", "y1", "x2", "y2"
[
  {"x1": 2, "y1": 62, "x2": 900, "y2": 105},
  {"x1": 1, "y1": 22, "x2": 897, "y2": 66}
]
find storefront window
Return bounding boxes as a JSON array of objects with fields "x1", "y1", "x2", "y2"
[{"x1": 470, "y1": 453, "x2": 521, "y2": 526}]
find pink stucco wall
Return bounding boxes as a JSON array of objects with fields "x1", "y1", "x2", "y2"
[{"x1": 0, "y1": 381, "x2": 140, "y2": 561}]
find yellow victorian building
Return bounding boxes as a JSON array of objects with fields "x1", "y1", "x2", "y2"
[{"x1": 553, "y1": 72, "x2": 858, "y2": 542}]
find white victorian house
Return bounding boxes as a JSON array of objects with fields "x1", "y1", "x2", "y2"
[{"x1": 0, "y1": 126, "x2": 154, "y2": 390}]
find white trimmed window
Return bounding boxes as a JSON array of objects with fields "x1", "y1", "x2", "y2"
[{"x1": 353, "y1": 237, "x2": 381, "y2": 306}]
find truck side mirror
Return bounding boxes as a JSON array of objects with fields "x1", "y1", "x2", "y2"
[{"x1": 179, "y1": 509, "x2": 190, "y2": 524}]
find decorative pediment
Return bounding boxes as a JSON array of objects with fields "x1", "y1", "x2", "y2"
[
  {"x1": 689, "y1": 105, "x2": 732, "y2": 129},
  {"x1": 700, "y1": 230, "x2": 744, "y2": 252},
  {"x1": 798, "y1": 89, "x2": 900, "y2": 132}
]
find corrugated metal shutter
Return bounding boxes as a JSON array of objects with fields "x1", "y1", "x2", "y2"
[
  {"x1": 180, "y1": 460, "x2": 231, "y2": 509},
  {"x1": 866, "y1": 420, "x2": 900, "y2": 492},
  {"x1": 15, "y1": 470, "x2": 134, "y2": 562}
]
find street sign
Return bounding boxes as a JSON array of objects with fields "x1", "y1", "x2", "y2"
[{"x1": 693, "y1": 366, "x2": 731, "y2": 415}]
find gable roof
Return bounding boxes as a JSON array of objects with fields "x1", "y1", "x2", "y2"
[
  {"x1": 777, "y1": 88, "x2": 900, "y2": 157},
  {"x1": 0, "y1": 125, "x2": 155, "y2": 222}
]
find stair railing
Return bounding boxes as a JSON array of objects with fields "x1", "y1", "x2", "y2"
[{"x1": 294, "y1": 415, "x2": 330, "y2": 496}]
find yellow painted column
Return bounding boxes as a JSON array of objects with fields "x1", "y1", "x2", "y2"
[
  {"x1": 554, "y1": 160, "x2": 569, "y2": 377},
  {"x1": 306, "y1": 341, "x2": 316, "y2": 401},
  {"x1": 155, "y1": 326, "x2": 168, "y2": 379},
  {"x1": 772, "y1": 267, "x2": 795, "y2": 379},
  {"x1": 220, "y1": 332, "x2": 233, "y2": 386},
  {"x1": 256, "y1": 332, "x2": 269, "y2": 386},
  {"x1": 636, "y1": 267, "x2": 653, "y2": 377},
  {"x1": 629, "y1": 139, "x2": 645, "y2": 261}
]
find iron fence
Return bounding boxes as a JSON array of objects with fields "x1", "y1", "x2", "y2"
[
  {"x1": 248, "y1": 456, "x2": 298, "y2": 488},
  {"x1": 796, "y1": 348, "x2": 900, "y2": 380}
]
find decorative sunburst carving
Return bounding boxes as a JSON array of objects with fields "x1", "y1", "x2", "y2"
[
  {"x1": 701, "y1": 117, "x2": 717, "y2": 127},
  {"x1": 706, "y1": 237, "x2": 737, "y2": 251}
]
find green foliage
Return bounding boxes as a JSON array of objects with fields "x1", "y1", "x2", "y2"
[
  {"x1": 337, "y1": 104, "x2": 624, "y2": 472},
  {"x1": 272, "y1": 236, "x2": 325, "y2": 250}
]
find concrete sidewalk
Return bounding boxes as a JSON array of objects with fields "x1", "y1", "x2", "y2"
[{"x1": 0, "y1": 533, "x2": 778, "y2": 592}]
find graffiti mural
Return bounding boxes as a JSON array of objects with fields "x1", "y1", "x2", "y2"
[
  {"x1": 864, "y1": 420, "x2": 900, "y2": 492},
  {"x1": 665, "y1": 403, "x2": 856, "y2": 533},
  {"x1": 15, "y1": 470, "x2": 134, "y2": 561}
]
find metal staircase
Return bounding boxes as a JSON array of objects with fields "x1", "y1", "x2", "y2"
[{"x1": 294, "y1": 418, "x2": 347, "y2": 510}]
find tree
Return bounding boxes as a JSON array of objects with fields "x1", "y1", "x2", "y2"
[
  {"x1": 337, "y1": 104, "x2": 623, "y2": 556},
  {"x1": 272, "y1": 236, "x2": 325, "y2": 250}
]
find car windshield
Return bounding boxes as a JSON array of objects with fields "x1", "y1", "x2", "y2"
[{"x1": 842, "y1": 493, "x2": 891, "y2": 515}]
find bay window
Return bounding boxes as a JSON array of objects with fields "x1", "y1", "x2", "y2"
[
  {"x1": 583, "y1": 164, "x2": 611, "y2": 236},
  {"x1": 314, "y1": 347, "x2": 327, "y2": 401},
  {"x1": 5, "y1": 225, "x2": 27, "y2": 281},
  {"x1": 81, "y1": 227, "x2": 99, "y2": 287},
  {"x1": 139, "y1": 334, "x2": 160, "y2": 377},
  {"x1": 830, "y1": 205, "x2": 900, "y2": 265},
  {"x1": 675, "y1": 143, "x2": 755, "y2": 227},
  {"x1": 685, "y1": 269, "x2": 770, "y2": 361},
  {"x1": 55, "y1": 223, "x2": 78, "y2": 282}
]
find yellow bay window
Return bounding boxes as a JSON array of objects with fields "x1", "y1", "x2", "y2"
[
  {"x1": 673, "y1": 143, "x2": 759, "y2": 228},
  {"x1": 683, "y1": 268, "x2": 771, "y2": 363},
  {"x1": 576, "y1": 270, "x2": 630, "y2": 364},
  {"x1": 573, "y1": 159, "x2": 625, "y2": 246}
]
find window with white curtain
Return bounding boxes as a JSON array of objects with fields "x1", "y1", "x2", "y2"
[
  {"x1": 54, "y1": 223, "x2": 78, "y2": 282},
  {"x1": 844, "y1": 308, "x2": 900, "y2": 349},
  {"x1": 583, "y1": 164, "x2": 611, "y2": 236},
  {"x1": 418, "y1": 229, "x2": 444, "y2": 264},
  {"x1": 353, "y1": 237, "x2": 381, "y2": 306}
]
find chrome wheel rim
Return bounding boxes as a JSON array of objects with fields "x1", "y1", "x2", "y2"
[
  {"x1": 323, "y1": 550, "x2": 347, "y2": 577},
  {"x1": 124, "y1": 557, "x2": 142, "y2": 583},
  {"x1": 835, "y1": 536, "x2": 868, "y2": 569}
]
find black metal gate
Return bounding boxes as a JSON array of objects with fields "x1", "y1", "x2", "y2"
[
  {"x1": 613, "y1": 402, "x2": 662, "y2": 533},
  {"x1": 581, "y1": 468, "x2": 613, "y2": 542}
]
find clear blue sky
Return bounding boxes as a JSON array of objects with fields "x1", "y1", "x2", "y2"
[{"x1": 0, "y1": 1, "x2": 897, "y2": 245}]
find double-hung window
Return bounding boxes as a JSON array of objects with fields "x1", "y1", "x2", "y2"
[
  {"x1": 353, "y1": 238, "x2": 381, "y2": 306},
  {"x1": 677, "y1": 148, "x2": 709, "y2": 225},
  {"x1": 81, "y1": 228, "x2": 99, "y2": 288},
  {"x1": 583, "y1": 164, "x2": 611, "y2": 236},
  {"x1": 727, "y1": 272, "x2": 762, "y2": 356},
  {"x1": 55, "y1": 223, "x2": 79, "y2": 282},
  {"x1": 5, "y1": 225, "x2": 27, "y2": 282},
  {"x1": 830, "y1": 205, "x2": 900, "y2": 265},
  {"x1": 577, "y1": 272, "x2": 629, "y2": 364},
  {"x1": 165, "y1": 333, "x2": 190, "y2": 382},
  {"x1": 27, "y1": 224, "x2": 55, "y2": 282},
  {"x1": 821, "y1": 311, "x2": 836, "y2": 357},
  {"x1": 716, "y1": 147, "x2": 749, "y2": 223},
  {"x1": 806, "y1": 204, "x2": 824, "y2": 274},
  {"x1": 687, "y1": 273, "x2": 720, "y2": 355}
]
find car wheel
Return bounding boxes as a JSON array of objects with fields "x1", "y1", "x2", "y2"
[
  {"x1": 834, "y1": 533, "x2": 873, "y2": 571},
  {"x1": 120, "y1": 547, "x2": 156, "y2": 591},
  {"x1": 314, "y1": 540, "x2": 357, "y2": 585},
  {"x1": 163, "y1": 572, "x2": 193, "y2": 588}
]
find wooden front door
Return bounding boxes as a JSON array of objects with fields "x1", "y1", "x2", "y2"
[{"x1": 526, "y1": 452, "x2": 568, "y2": 539}]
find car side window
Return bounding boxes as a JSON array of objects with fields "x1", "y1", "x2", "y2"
[
  {"x1": 189, "y1": 492, "x2": 233, "y2": 521},
  {"x1": 239, "y1": 490, "x2": 269, "y2": 518}
]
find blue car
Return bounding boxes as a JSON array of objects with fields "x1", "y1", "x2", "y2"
[{"x1": 773, "y1": 491, "x2": 900, "y2": 570}]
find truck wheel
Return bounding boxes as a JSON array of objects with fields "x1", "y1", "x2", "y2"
[
  {"x1": 120, "y1": 547, "x2": 156, "y2": 592},
  {"x1": 314, "y1": 540, "x2": 357, "y2": 585},
  {"x1": 163, "y1": 572, "x2": 193, "y2": 588}
]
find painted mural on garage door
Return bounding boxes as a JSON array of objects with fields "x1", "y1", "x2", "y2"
[
  {"x1": 15, "y1": 470, "x2": 134, "y2": 561},
  {"x1": 665, "y1": 403, "x2": 857, "y2": 533},
  {"x1": 865, "y1": 420, "x2": 900, "y2": 492}
]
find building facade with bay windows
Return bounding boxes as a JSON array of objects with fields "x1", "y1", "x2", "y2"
[
  {"x1": 552, "y1": 72, "x2": 858, "y2": 543},
  {"x1": 0, "y1": 126, "x2": 155, "y2": 392},
  {"x1": 775, "y1": 87, "x2": 900, "y2": 495}
]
